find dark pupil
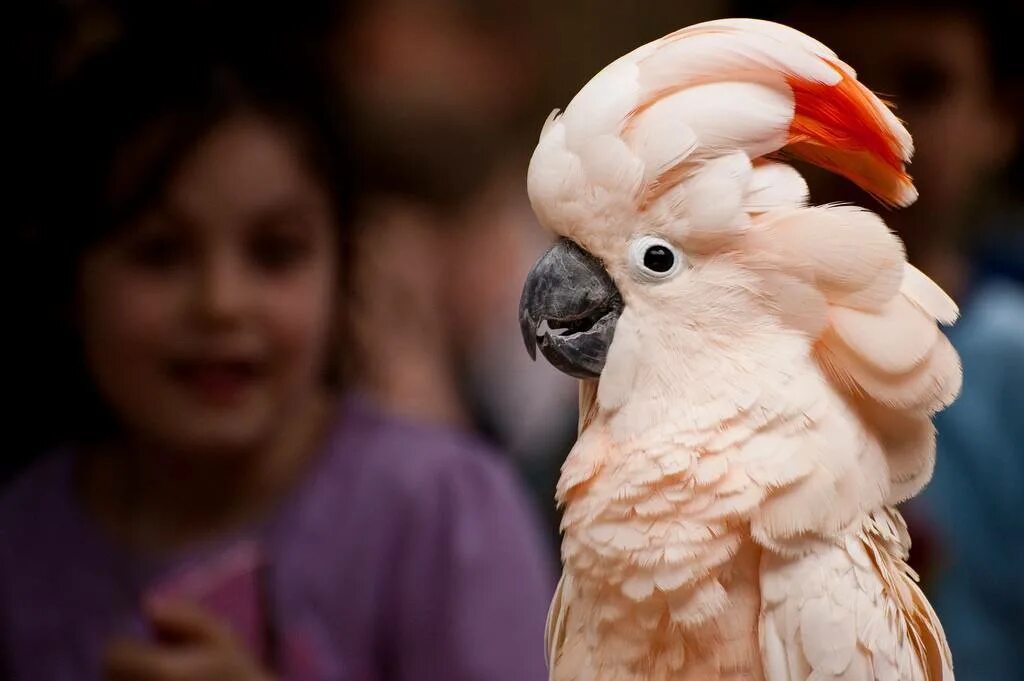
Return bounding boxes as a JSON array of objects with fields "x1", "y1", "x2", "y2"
[{"x1": 643, "y1": 245, "x2": 674, "y2": 272}]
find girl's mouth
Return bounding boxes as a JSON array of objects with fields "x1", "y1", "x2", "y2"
[{"x1": 168, "y1": 359, "x2": 265, "y2": 406}]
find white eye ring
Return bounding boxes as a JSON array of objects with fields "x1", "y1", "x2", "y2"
[{"x1": 629, "y1": 236, "x2": 686, "y2": 282}]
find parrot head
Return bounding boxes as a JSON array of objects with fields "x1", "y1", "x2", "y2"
[{"x1": 519, "y1": 18, "x2": 919, "y2": 398}]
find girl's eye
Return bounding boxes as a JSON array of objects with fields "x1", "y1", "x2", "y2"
[
  {"x1": 115, "y1": 208, "x2": 192, "y2": 272},
  {"x1": 629, "y1": 235, "x2": 687, "y2": 282},
  {"x1": 248, "y1": 205, "x2": 325, "y2": 274},
  {"x1": 124, "y1": 231, "x2": 188, "y2": 271},
  {"x1": 249, "y1": 230, "x2": 314, "y2": 273}
]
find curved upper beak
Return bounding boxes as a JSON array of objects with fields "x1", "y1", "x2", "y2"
[{"x1": 519, "y1": 238, "x2": 622, "y2": 379}]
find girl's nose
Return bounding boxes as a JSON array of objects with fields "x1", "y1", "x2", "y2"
[{"x1": 194, "y1": 253, "x2": 250, "y2": 326}]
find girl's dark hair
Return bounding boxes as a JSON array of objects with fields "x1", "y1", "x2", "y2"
[
  {"x1": 11, "y1": 30, "x2": 354, "y2": 465},
  {"x1": 45, "y1": 33, "x2": 353, "y2": 272}
]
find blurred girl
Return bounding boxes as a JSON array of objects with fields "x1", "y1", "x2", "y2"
[{"x1": 0, "y1": 33, "x2": 552, "y2": 681}]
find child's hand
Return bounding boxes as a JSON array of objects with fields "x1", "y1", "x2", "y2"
[{"x1": 104, "y1": 599, "x2": 273, "y2": 681}]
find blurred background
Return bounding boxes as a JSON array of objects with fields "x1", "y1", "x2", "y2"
[{"x1": 6, "y1": 0, "x2": 1022, "y2": 678}]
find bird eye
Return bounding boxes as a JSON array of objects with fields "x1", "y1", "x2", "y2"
[
  {"x1": 644, "y1": 245, "x2": 674, "y2": 272},
  {"x1": 630, "y1": 236, "x2": 686, "y2": 281}
]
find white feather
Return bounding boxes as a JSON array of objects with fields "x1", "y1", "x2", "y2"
[
  {"x1": 745, "y1": 162, "x2": 810, "y2": 212},
  {"x1": 639, "y1": 30, "x2": 841, "y2": 93},
  {"x1": 641, "y1": 82, "x2": 792, "y2": 159},
  {"x1": 900, "y1": 264, "x2": 959, "y2": 325},
  {"x1": 562, "y1": 58, "x2": 644, "y2": 148}
]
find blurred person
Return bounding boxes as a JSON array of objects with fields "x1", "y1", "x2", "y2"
[
  {"x1": 331, "y1": 0, "x2": 579, "y2": 551},
  {"x1": 748, "y1": 1, "x2": 1020, "y2": 295},
  {"x1": 0, "y1": 29, "x2": 552, "y2": 681},
  {"x1": 738, "y1": 2, "x2": 1024, "y2": 678}
]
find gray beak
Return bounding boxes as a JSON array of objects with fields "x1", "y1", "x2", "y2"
[{"x1": 519, "y1": 238, "x2": 623, "y2": 379}]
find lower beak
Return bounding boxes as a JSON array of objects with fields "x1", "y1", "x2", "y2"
[{"x1": 519, "y1": 238, "x2": 622, "y2": 379}]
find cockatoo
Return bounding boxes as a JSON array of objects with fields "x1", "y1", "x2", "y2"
[{"x1": 518, "y1": 18, "x2": 960, "y2": 681}]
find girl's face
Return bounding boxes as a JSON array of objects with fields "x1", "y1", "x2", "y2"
[{"x1": 79, "y1": 114, "x2": 338, "y2": 456}]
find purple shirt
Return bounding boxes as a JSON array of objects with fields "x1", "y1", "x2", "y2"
[{"x1": 0, "y1": 394, "x2": 555, "y2": 680}]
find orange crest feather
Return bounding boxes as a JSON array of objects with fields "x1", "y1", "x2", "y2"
[{"x1": 785, "y1": 64, "x2": 916, "y2": 207}]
